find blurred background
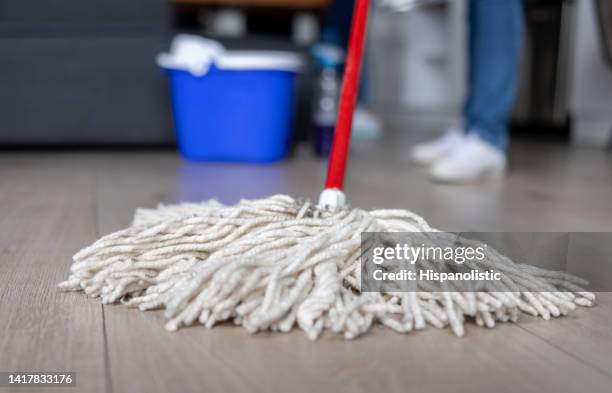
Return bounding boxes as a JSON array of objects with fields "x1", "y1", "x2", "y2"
[{"x1": 2, "y1": 0, "x2": 612, "y2": 148}]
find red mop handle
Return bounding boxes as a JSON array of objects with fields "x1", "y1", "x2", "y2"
[{"x1": 324, "y1": 0, "x2": 370, "y2": 191}]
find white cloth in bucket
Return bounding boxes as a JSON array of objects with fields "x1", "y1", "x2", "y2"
[{"x1": 157, "y1": 34, "x2": 302, "y2": 77}]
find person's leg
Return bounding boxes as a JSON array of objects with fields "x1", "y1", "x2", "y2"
[{"x1": 464, "y1": 0, "x2": 524, "y2": 151}]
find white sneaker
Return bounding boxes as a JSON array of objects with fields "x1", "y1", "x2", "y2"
[
  {"x1": 429, "y1": 133, "x2": 506, "y2": 183},
  {"x1": 409, "y1": 128, "x2": 464, "y2": 166}
]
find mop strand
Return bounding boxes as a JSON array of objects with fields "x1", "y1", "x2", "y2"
[{"x1": 59, "y1": 195, "x2": 594, "y2": 339}]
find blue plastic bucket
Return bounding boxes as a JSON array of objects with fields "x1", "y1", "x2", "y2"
[{"x1": 158, "y1": 36, "x2": 302, "y2": 162}]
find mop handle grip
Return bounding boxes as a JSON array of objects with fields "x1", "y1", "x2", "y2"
[{"x1": 324, "y1": 0, "x2": 370, "y2": 191}]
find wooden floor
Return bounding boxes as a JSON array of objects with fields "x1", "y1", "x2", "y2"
[{"x1": 1, "y1": 133, "x2": 612, "y2": 393}]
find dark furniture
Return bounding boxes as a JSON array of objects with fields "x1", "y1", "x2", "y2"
[{"x1": 0, "y1": 0, "x2": 175, "y2": 145}]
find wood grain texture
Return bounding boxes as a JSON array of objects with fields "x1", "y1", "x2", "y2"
[
  {"x1": 516, "y1": 292, "x2": 612, "y2": 378},
  {"x1": 0, "y1": 155, "x2": 106, "y2": 393},
  {"x1": 0, "y1": 133, "x2": 611, "y2": 393}
]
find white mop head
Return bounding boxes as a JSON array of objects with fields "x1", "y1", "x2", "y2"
[{"x1": 59, "y1": 195, "x2": 594, "y2": 339}]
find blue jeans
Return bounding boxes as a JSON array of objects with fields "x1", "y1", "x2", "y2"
[{"x1": 464, "y1": 0, "x2": 524, "y2": 151}]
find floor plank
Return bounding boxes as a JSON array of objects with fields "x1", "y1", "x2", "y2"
[
  {"x1": 0, "y1": 157, "x2": 106, "y2": 393},
  {"x1": 102, "y1": 312, "x2": 612, "y2": 393},
  {"x1": 516, "y1": 292, "x2": 612, "y2": 378}
]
